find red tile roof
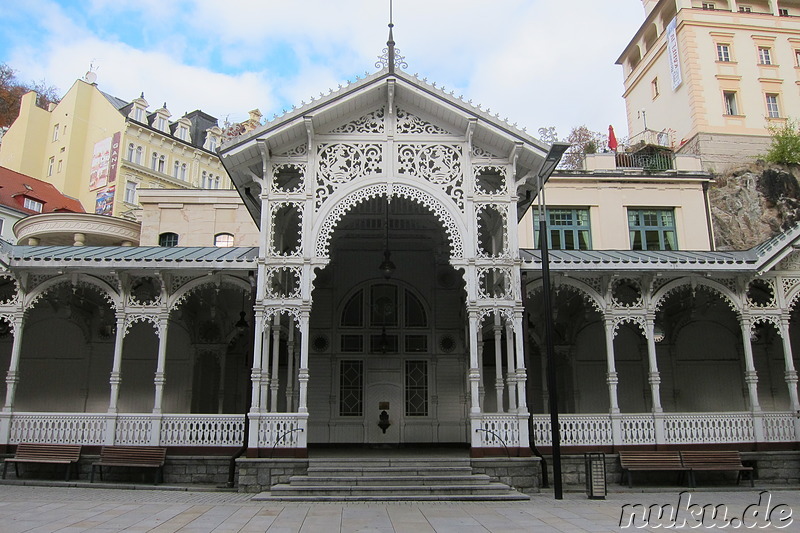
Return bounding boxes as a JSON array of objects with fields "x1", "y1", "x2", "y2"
[{"x1": 0, "y1": 166, "x2": 85, "y2": 215}]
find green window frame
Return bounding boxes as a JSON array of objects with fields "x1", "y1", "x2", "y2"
[
  {"x1": 628, "y1": 208, "x2": 677, "y2": 251},
  {"x1": 533, "y1": 208, "x2": 591, "y2": 250}
]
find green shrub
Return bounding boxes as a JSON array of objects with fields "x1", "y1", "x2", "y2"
[{"x1": 765, "y1": 119, "x2": 800, "y2": 165}]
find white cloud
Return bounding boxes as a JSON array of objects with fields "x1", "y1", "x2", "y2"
[{"x1": 2, "y1": 0, "x2": 646, "y2": 136}]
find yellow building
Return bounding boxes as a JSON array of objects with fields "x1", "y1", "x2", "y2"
[
  {"x1": 0, "y1": 75, "x2": 230, "y2": 219},
  {"x1": 619, "y1": 0, "x2": 800, "y2": 171}
]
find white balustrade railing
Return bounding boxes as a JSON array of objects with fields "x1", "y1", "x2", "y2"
[
  {"x1": 115, "y1": 415, "x2": 154, "y2": 445},
  {"x1": 9, "y1": 413, "x2": 109, "y2": 445},
  {"x1": 663, "y1": 413, "x2": 754, "y2": 444},
  {"x1": 531, "y1": 414, "x2": 613, "y2": 446},
  {"x1": 476, "y1": 414, "x2": 522, "y2": 448},
  {"x1": 761, "y1": 412, "x2": 797, "y2": 442},
  {"x1": 257, "y1": 414, "x2": 306, "y2": 448},
  {"x1": 620, "y1": 415, "x2": 656, "y2": 445},
  {"x1": 160, "y1": 415, "x2": 245, "y2": 446}
]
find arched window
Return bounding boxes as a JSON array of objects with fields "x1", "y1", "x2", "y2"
[
  {"x1": 214, "y1": 233, "x2": 234, "y2": 247},
  {"x1": 127, "y1": 143, "x2": 134, "y2": 161},
  {"x1": 157, "y1": 155, "x2": 166, "y2": 173},
  {"x1": 151, "y1": 152, "x2": 159, "y2": 170},
  {"x1": 214, "y1": 176, "x2": 220, "y2": 189},
  {"x1": 135, "y1": 146, "x2": 143, "y2": 164},
  {"x1": 201, "y1": 170, "x2": 207, "y2": 188},
  {"x1": 180, "y1": 163, "x2": 187, "y2": 180},
  {"x1": 173, "y1": 161, "x2": 180, "y2": 178},
  {"x1": 159, "y1": 232, "x2": 179, "y2": 247}
]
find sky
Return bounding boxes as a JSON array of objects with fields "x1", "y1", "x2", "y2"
[{"x1": 0, "y1": 0, "x2": 646, "y2": 141}]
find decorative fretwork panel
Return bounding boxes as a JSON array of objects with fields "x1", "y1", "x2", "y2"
[
  {"x1": 620, "y1": 415, "x2": 656, "y2": 445},
  {"x1": 476, "y1": 203, "x2": 510, "y2": 258},
  {"x1": 271, "y1": 163, "x2": 306, "y2": 194},
  {"x1": 395, "y1": 108, "x2": 451, "y2": 135},
  {"x1": 266, "y1": 267, "x2": 302, "y2": 299},
  {"x1": 396, "y1": 143, "x2": 464, "y2": 210},
  {"x1": 662, "y1": 413, "x2": 754, "y2": 444},
  {"x1": 275, "y1": 143, "x2": 308, "y2": 158},
  {"x1": 471, "y1": 145, "x2": 504, "y2": 160},
  {"x1": 160, "y1": 415, "x2": 245, "y2": 446},
  {"x1": 115, "y1": 416, "x2": 154, "y2": 445},
  {"x1": 315, "y1": 143, "x2": 383, "y2": 209},
  {"x1": 477, "y1": 268, "x2": 514, "y2": 300},
  {"x1": 478, "y1": 415, "x2": 522, "y2": 447},
  {"x1": 257, "y1": 414, "x2": 304, "y2": 448},
  {"x1": 328, "y1": 108, "x2": 385, "y2": 134},
  {"x1": 762, "y1": 413, "x2": 796, "y2": 442},
  {"x1": 0, "y1": 274, "x2": 20, "y2": 305},
  {"x1": 269, "y1": 202, "x2": 303, "y2": 257},
  {"x1": 9, "y1": 414, "x2": 108, "y2": 445},
  {"x1": 473, "y1": 165, "x2": 508, "y2": 195}
]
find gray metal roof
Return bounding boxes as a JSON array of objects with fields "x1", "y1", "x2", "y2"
[{"x1": 7, "y1": 245, "x2": 258, "y2": 269}]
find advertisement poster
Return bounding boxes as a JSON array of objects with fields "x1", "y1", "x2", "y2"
[
  {"x1": 88, "y1": 136, "x2": 112, "y2": 190},
  {"x1": 667, "y1": 17, "x2": 682, "y2": 90},
  {"x1": 107, "y1": 131, "x2": 121, "y2": 184},
  {"x1": 95, "y1": 185, "x2": 115, "y2": 216}
]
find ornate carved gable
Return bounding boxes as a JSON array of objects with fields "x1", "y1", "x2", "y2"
[
  {"x1": 395, "y1": 107, "x2": 453, "y2": 135},
  {"x1": 326, "y1": 108, "x2": 385, "y2": 134}
]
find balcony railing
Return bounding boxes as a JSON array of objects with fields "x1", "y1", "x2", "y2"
[{"x1": 615, "y1": 152, "x2": 674, "y2": 170}]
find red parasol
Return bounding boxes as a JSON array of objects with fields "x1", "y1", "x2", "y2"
[{"x1": 608, "y1": 125, "x2": 618, "y2": 152}]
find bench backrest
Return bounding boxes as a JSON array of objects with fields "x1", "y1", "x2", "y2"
[
  {"x1": 619, "y1": 450, "x2": 684, "y2": 468},
  {"x1": 14, "y1": 443, "x2": 82, "y2": 462},
  {"x1": 680, "y1": 450, "x2": 745, "y2": 467},
  {"x1": 99, "y1": 446, "x2": 167, "y2": 466}
]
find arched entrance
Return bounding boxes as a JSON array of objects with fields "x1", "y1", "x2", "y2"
[{"x1": 307, "y1": 194, "x2": 468, "y2": 445}]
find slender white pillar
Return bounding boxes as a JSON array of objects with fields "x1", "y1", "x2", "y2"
[
  {"x1": 217, "y1": 351, "x2": 226, "y2": 414},
  {"x1": 249, "y1": 311, "x2": 265, "y2": 413},
  {"x1": 513, "y1": 312, "x2": 528, "y2": 412},
  {"x1": 739, "y1": 316, "x2": 761, "y2": 412},
  {"x1": 152, "y1": 315, "x2": 170, "y2": 415},
  {"x1": 107, "y1": 313, "x2": 127, "y2": 413},
  {"x1": 505, "y1": 321, "x2": 517, "y2": 412},
  {"x1": 297, "y1": 311, "x2": 310, "y2": 414},
  {"x1": 260, "y1": 321, "x2": 271, "y2": 413},
  {"x1": 779, "y1": 317, "x2": 800, "y2": 411},
  {"x1": 468, "y1": 311, "x2": 481, "y2": 414},
  {"x1": 644, "y1": 315, "x2": 663, "y2": 413},
  {"x1": 603, "y1": 318, "x2": 620, "y2": 414},
  {"x1": 477, "y1": 339, "x2": 485, "y2": 410},
  {"x1": 285, "y1": 319, "x2": 295, "y2": 412},
  {"x1": 3, "y1": 312, "x2": 25, "y2": 412},
  {"x1": 270, "y1": 314, "x2": 281, "y2": 412},
  {"x1": 493, "y1": 315, "x2": 504, "y2": 412}
]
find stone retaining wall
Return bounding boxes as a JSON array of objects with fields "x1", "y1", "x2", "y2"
[
  {"x1": 470, "y1": 457, "x2": 542, "y2": 494},
  {"x1": 235, "y1": 458, "x2": 309, "y2": 493}
]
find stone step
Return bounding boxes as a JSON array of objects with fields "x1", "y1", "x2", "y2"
[
  {"x1": 267, "y1": 482, "x2": 524, "y2": 497},
  {"x1": 308, "y1": 458, "x2": 472, "y2": 468},
  {"x1": 306, "y1": 466, "x2": 474, "y2": 476},
  {"x1": 252, "y1": 492, "x2": 531, "y2": 502},
  {"x1": 290, "y1": 474, "x2": 492, "y2": 486}
]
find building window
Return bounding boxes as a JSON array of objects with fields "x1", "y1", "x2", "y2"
[
  {"x1": 766, "y1": 94, "x2": 780, "y2": 118},
  {"x1": 157, "y1": 117, "x2": 167, "y2": 131},
  {"x1": 716, "y1": 44, "x2": 731, "y2": 62},
  {"x1": 339, "y1": 360, "x2": 363, "y2": 416},
  {"x1": 57, "y1": 160, "x2": 63, "y2": 173},
  {"x1": 215, "y1": 176, "x2": 220, "y2": 189},
  {"x1": 779, "y1": 8, "x2": 789, "y2": 16},
  {"x1": 173, "y1": 161, "x2": 180, "y2": 179},
  {"x1": 795, "y1": 49, "x2": 800, "y2": 67},
  {"x1": 758, "y1": 47, "x2": 772, "y2": 65},
  {"x1": 157, "y1": 155, "x2": 166, "y2": 173},
  {"x1": 124, "y1": 181, "x2": 137, "y2": 204},
  {"x1": 159, "y1": 232, "x2": 179, "y2": 247},
  {"x1": 723, "y1": 91, "x2": 739, "y2": 115},
  {"x1": 651, "y1": 78, "x2": 659, "y2": 99},
  {"x1": 180, "y1": 163, "x2": 187, "y2": 180},
  {"x1": 134, "y1": 107, "x2": 144, "y2": 122},
  {"x1": 628, "y1": 208, "x2": 677, "y2": 251},
  {"x1": 135, "y1": 146, "x2": 143, "y2": 164},
  {"x1": 533, "y1": 208, "x2": 592, "y2": 250},
  {"x1": 214, "y1": 233, "x2": 234, "y2": 247},
  {"x1": 405, "y1": 360, "x2": 428, "y2": 417},
  {"x1": 702, "y1": 2, "x2": 715, "y2": 10},
  {"x1": 47, "y1": 157, "x2": 54, "y2": 176},
  {"x1": 177, "y1": 126, "x2": 188, "y2": 141},
  {"x1": 52, "y1": 124, "x2": 59, "y2": 142},
  {"x1": 23, "y1": 197, "x2": 43, "y2": 212},
  {"x1": 151, "y1": 152, "x2": 159, "y2": 170},
  {"x1": 208, "y1": 136, "x2": 217, "y2": 151},
  {"x1": 127, "y1": 143, "x2": 135, "y2": 161},
  {"x1": 739, "y1": 6, "x2": 752, "y2": 12}
]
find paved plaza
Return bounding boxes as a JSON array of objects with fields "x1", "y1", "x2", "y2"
[{"x1": 0, "y1": 485, "x2": 797, "y2": 532}]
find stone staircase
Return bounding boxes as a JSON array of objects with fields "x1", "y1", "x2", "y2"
[{"x1": 252, "y1": 456, "x2": 529, "y2": 501}]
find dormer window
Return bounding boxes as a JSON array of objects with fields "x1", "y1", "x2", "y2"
[
  {"x1": 177, "y1": 126, "x2": 188, "y2": 141},
  {"x1": 134, "y1": 107, "x2": 144, "y2": 122},
  {"x1": 24, "y1": 197, "x2": 43, "y2": 212},
  {"x1": 157, "y1": 117, "x2": 167, "y2": 131},
  {"x1": 208, "y1": 136, "x2": 217, "y2": 151}
]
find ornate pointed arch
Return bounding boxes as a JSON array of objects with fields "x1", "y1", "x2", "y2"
[
  {"x1": 525, "y1": 276, "x2": 605, "y2": 314},
  {"x1": 168, "y1": 274, "x2": 252, "y2": 311},
  {"x1": 24, "y1": 273, "x2": 122, "y2": 312},
  {"x1": 652, "y1": 276, "x2": 740, "y2": 313},
  {"x1": 313, "y1": 180, "x2": 467, "y2": 261}
]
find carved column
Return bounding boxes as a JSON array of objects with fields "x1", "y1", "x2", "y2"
[
  {"x1": 603, "y1": 318, "x2": 621, "y2": 414},
  {"x1": 285, "y1": 319, "x2": 295, "y2": 412},
  {"x1": 738, "y1": 316, "x2": 762, "y2": 412},
  {"x1": 468, "y1": 310, "x2": 481, "y2": 414},
  {"x1": 297, "y1": 310, "x2": 310, "y2": 414},
  {"x1": 3, "y1": 312, "x2": 26, "y2": 412},
  {"x1": 493, "y1": 315, "x2": 504, "y2": 412},
  {"x1": 477, "y1": 339, "x2": 485, "y2": 410},
  {"x1": 249, "y1": 310, "x2": 265, "y2": 413},
  {"x1": 779, "y1": 317, "x2": 800, "y2": 412},
  {"x1": 107, "y1": 312, "x2": 127, "y2": 414},
  {"x1": 506, "y1": 320, "x2": 518, "y2": 412},
  {"x1": 644, "y1": 315, "x2": 663, "y2": 413},
  {"x1": 260, "y1": 320, "x2": 271, "y2": 413},
  {"x1": 513, "y1": 311, "x2": 528, "y2": 413},
  {"x1": 152, "y1": 315, "x2": 170, "y2": 415},
  {"x1": 269, "y1": 314, "x2": 281, "y2": 412}
]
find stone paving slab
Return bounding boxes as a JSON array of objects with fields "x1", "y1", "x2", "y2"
[{"x1": 0, "y1": 485, "x2": 797, "y2": 532}]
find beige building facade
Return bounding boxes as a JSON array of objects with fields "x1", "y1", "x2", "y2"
[
  {"x1": 619, "y1": 0, "x2": 800, "y2": 171},
  {"x1": 0, "y1": 76, "x2": 230, "y2": 220}
]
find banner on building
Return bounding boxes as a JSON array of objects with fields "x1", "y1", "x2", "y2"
[
  {"x1": 88, "y1": 132, "x2": 121, "y2": 190},
  {"x1": 667, "y1": 17, "x2": 682, "y2": 90},
  {"x1": 95, "y1": 185, "x2": 115, "y2": 216},
  {"x1": 108, "y1": 132, "x2": 121, "y2": 183}
]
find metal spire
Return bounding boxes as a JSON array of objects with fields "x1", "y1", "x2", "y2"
[
  {"x1": 376, "y1": 0, "x2": 408, "y2": 72},
  {"x1": 387, "y1": 0, "x2": 395, "y2": 73}
]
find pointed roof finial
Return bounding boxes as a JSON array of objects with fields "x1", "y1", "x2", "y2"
[{"x1": 376, "y1": 0, "x2": 408, "y2": 73}]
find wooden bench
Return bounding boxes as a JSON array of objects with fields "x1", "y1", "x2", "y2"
[
  {"x1": 680, "y1": 450, "x2": 754, "y2": 487},
  {"x1": 2, "y1": 443, "x2": 82, "y2": 481},
  {"x1": 90, "y1": 446, "x2": 167, "y2": 485},
  {"x1": 618, "y1": 450, "x2": 690, "y2": 487}
]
